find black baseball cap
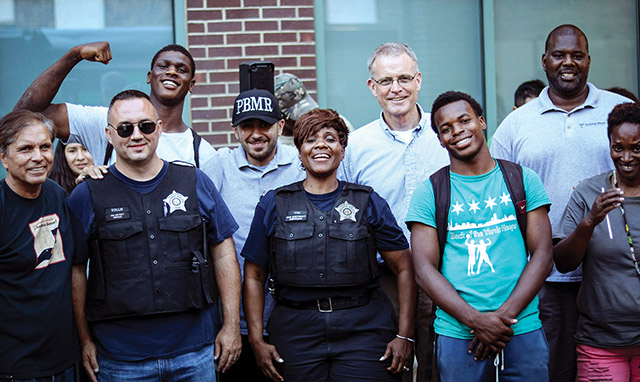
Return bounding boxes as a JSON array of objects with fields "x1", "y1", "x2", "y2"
[{"x1": 232, "y1": 89, "x2": 282, "y2": 126}]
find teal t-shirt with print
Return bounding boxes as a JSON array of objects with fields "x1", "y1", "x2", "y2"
[{"x1": 406, "y1": 161, "x2": 550, "y2": 339}]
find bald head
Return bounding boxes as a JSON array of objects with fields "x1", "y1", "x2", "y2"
[{"x1": 545, "y1": 24, "x2": 588, "y2": 53}]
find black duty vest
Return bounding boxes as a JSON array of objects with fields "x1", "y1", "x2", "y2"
[
  {"x1": 270, "y1": 181, "x2": 379, "y2": 288},
  {"x1": 85, "y1": 163, "x2": 216, "y2": 321}
]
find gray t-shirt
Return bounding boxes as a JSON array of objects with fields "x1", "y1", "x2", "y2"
[{"x1": 555, "y1": 171, "x2": 640, "y2": 348}]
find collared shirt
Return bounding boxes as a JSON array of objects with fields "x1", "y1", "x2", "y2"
[
  {"x1": 491, "y1": 83, "x2": 632, "y2": 281},
  {"x1": 339, "y1": 104, "x2": 450, "y2": 241},
  {"x1": 201, "y1": 141, "x2": 305, "y2": 334}
]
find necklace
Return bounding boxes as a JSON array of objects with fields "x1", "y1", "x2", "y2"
[{"x1": 613, "y1": 171, "x2": 640, "y2": 277}]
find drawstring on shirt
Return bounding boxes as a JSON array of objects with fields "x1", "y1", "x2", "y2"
[{"x1": 494, "y1": 349, "x2": 504, "y2": 382}]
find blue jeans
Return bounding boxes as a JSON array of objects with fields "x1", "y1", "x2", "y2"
[
  {"x1": 437, "y1": 328, "x2": 549, "y2": 382},
  {"x1": 6, "y1": 366, "x2": 74, "y2": 382},
  {"x1": 96, "y1": 344, "x2": 215, "y2": 382}
]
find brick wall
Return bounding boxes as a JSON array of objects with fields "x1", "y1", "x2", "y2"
[{"x1": 185, "y1": 0, "x2": 318, "y2": 147}]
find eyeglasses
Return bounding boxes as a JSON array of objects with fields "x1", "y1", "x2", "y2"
[
  {"x1": 108, "y1": 120, "x2": 157, "y2": 138},
  {"x1": 370, "y1": 73, "x2": 418, "y2": 88}
]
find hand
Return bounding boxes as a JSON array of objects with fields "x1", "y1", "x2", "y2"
[
  {"x1": 380, "y1": 337, "x2": 413, "y2": 374},
  {"x1": 585, "y1": 188, "x2": 623, "y2": 227},
  {"x1": 214, "y1": 323, "x2": 241, "y2": 373},
  {"x1": 81, "y1": 339, "x2": 99, "y2": 382},
  {"x1": 251, "y1": 340, "x2": 284, "y2": 382},
  {"x1": 77, "y1": 42, "x2": 112, "y2": 64},
  {"x1": 468, "y1": 312, "x2": 515, "y2": 360},
  {"x1": 75, "y1": 165, "x2": 109, "y2": 184}
]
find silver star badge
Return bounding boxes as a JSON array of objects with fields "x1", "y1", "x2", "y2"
[
  {"x1": 335, "y1": 201, "x2": 359, "y2": 222},
  {"x1": 163, "y1": 190, "x2": 189, "y2": 214}
]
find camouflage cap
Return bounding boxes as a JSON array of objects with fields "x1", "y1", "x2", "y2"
[{"x1": 274, "y1": 73, "x2": 319, "y2": 121}]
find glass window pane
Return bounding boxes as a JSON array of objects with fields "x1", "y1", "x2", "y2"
[
  {"x1": 493, "y1": 0, "x2": 639, "y2": 125},
  {"x1": 0, "y1": 0, "x2": 174, "y2": 118},
  {"x1": 317, "y1": 0, "x2": 484, "y2": 129}
]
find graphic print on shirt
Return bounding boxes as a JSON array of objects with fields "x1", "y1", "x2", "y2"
[
  {"x1": 29, "y1": 213, "x2": 65, "y2": 269},
  {"x1": 448, "y1": 191, "x2": 516, "y2": 277}
]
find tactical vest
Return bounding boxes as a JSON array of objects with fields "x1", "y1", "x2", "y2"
[
  {"x1": 270, "y1": 181, "x2": 379, "y2": 288},
  {"x1": 85, "y1": 163, "x2": 216, "y2": 321}
]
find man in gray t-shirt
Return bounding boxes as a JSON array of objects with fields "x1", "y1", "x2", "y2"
[{"x1": 491, "y1": 24, "x2": 631, "y2": 382}]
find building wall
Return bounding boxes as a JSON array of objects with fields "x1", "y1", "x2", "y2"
[{"x1": 186, "y1": 0, "x2": 318, "y2": 147}]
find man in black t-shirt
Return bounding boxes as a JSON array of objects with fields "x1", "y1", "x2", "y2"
[{"x1": 0, "y1": 110, "x2": 79, "y2": 380}]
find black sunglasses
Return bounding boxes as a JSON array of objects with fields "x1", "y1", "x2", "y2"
[{"x1": 108, "y1": 120, "x2": 157, "y2": 138}]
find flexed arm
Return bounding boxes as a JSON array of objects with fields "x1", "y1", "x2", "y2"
[{"x1": 13, "y1": 42, "x2": 112, "y2": 140}]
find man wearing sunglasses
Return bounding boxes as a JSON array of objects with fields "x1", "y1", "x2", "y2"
[
  {"x1": 68, "y1": 90, "x2": 241, "y2": 381},
  {"x1": 13, "y1": 41, "x2": 215, "y2": 169},
  {"x1": 339, "y1": 42, "x2": 449, "y2": 382}
]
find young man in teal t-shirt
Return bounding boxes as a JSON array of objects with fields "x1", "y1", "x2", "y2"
[{"x1": 406, "y1": 91, "x2": 553, "y2": 382}]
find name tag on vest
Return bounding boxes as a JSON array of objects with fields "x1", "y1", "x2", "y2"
[
  {"x1": 285, "y1": 210, "x2": 307, "y2": 222},
  {"x1": 105, "y1": 206, "x2": 131, "y2": 222}
]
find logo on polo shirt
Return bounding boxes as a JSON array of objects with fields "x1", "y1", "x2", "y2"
[{"x1": 235, "y1": 96, "x2": 273, "y2": 115}]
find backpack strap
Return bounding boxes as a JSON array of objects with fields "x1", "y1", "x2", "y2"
[
  {"x1": 495, "y1": 159, "x2": 527, "y2": 247},
  {"x1": 191, "y1": 129, "x2": 202, "y2": 168},
  {"x1": 429, "y1": 165, "x2": 452, "y2": 264}
]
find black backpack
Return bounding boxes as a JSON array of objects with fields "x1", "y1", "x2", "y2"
[{"x1": 429, "y1": 159, "x2": 528, "y2": 259}]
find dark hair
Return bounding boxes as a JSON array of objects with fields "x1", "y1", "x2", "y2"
[
  {"x1": 0, "y1": 110, "x2": 55, "y2": 156},
  {"x1": 514, "y1": 80, "x2": 546, "y2": 107},
  {"x1": 606, "y1": 87, "x2": 640, "y2": 103},
  {"x1": 545, "y1": 24, "x2": 589, "y2": 53},
  {"x1": 49, "y1": 142, "x2": 77, "y2": 194},
  {"x1": 607, "y1": 102, "x2": 640, "y2": 140},
  {"x1": 108, "y1": 89, "x2": 155, "y2": 121},
  {"x1": 293, "y1": 109, "x2": 348, "y2": 150},
  {"x1": 430, "y1": 91, "x2": 484, "y2": 134},
  {"x1": 151, "y1": 44, "x2": 196, "y2": 79}
]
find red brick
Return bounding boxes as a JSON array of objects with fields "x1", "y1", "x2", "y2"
[
  {"x1": 206, "y1": 0, "x2": 240, "y2": 7},
  {"x1": 193, "y1": 84, "x2": 227, "y2": 94},
  {"x1": 198, "y1": 58, "x2": 225, "y2": 70},
  {"x1": 228, "y1": 83, "x2": 240, "y2": 94},
  {"x1": 212, "y1": 121, "x2": 234, "y2": 133},
  {"x1": 192, "y1": 109, "x2": 228, "y2": 120},
  {"x1": 189, "y1": 34, "x2": 223, "y2": 45},
  {"x1": 264, "y1": 32, "x2": 297, "y2": 43},
  {"x1": 282, "y1": 44, "x2": 315, "y2": 55},
  {"x1": 189, "y1": 47, "x2": 206, "y2": 59},
  {"x1": 192, "y1": 122, "x2": 210, "y2": 133},
  {"x1": 204, "y1": 133, "x2": 234, "y2": 145},
  {"x1": 225, "y1": 9, "x2": 259, "y2": 19},
  {"x1": 302, "y1": 80, "x2": 317, "y2": 91},
  {"x1": 245, "y1": 45, "x2": 279, "y2": 56},
  {"x1": 207, "y1": 21, "x2": 242, "y2": 32},
  {"x1": 245, "y1": 21, "x2": 278, "y2": 31},
  {"x1": 211, "y1": 95, "x2": 237, "y2": 108},
  {"x1": 300, "y1": 56, "x2": 316, "y2": 67},
  {"x1": 187, "y1": 0, "x2": 203, "y2": 8},
  {"x1": 227, "y1": 58, "x2": 254, "y2": 69},
  {"x1": 263, "y1": 7, "x2": 296, "y2": 18},
  {"x1": 209, "y1": 46, "x2": 243, "y2": 57},
  {"x1": 300, "y1": 32, "x2": 315, "y2": 43},
  {"x1": 210, "y1": 71, "x2": 239, "y2": 83},
  {"x1": 244, "y1": 0, "x2": 276, "y2": 5},
  {"x1": 269, "y1": 57, "x2": 297, "y2": 68},
  {"x1": 187, "y1": 10, "x2": 222, "y2": 20},
  {"x1": 188, "y1": 23, "x2": 205, "y2": 33},
  {"x1": 298, "y1": 7, "x2": 314, "y2": 17},
  {"x1": 194, "y1": 73, "x2": 207, "y2": 83},
  {"x1": 191, "y1": 97, "x2": 209, "y2": 108},
  {"x1": 282, "y1": 20, "x2": 315, "y2": 30},
  {"x1": 226, "y1": 33, "x2": 261, "y2": 44},
  {"x1": 281, "y1": 0, "x2": 313, "y2": 6},
  {"x1": 288, "y1": 69, "x2": 317, "y2": 79}
]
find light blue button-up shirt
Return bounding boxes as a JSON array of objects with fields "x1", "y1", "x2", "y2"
[
  {"x1": 340, "y1": 104, "x2": 450, "y2": 243},
  {"x1": 201, "y1": 141, "x2": 305, "y2": 334}
]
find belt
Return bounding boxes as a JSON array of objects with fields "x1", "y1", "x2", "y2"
[{"x1": 277, "y1": 295, "x2": 371, "y2": 312}]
